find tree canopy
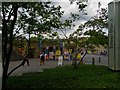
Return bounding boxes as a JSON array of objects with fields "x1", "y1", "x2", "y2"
[
  {"x1": 1, "y1": 2, "x2": 68, "y2": 89},
  {"x1": 69, "y1": 2, "x2": 108, "y2": 49}
]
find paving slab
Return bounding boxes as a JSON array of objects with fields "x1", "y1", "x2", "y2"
[{"x1": 8, "y1": 55, "x2": 108, "y2": 76}]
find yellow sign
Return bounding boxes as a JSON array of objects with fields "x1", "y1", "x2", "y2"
[{"x1": 55, "y1": 50, "x2": 61, "y2": 56}]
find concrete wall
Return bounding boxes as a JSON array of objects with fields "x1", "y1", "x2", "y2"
[
  {"x1": 0, "y1": 2, "x2": 2, "y2": 89},
  {"x1": 108, "y1": 1, "x2": 120, "y2": 70},
  {"x1": 0, "y1": 33, "x2": 2, "y2": 89}
]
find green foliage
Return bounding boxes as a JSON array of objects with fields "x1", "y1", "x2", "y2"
[
  {"x1": 84, "y1": 30, "x2": 108, "y2": 45},
  {"x1": 83, "y1": 5, "x2": 108, "y2": 46},
  {"x1": 69, "y1": 0, "x2": 87, "y2": 11},
  {"x1": 37, "y1": 34, "x2": 43, "y2": 40},
  {"x1": 6, "y1": 65, "x2": 120, "y2": 88},
  {"x1": 15, "y1": 2, "x2": 64, "y2": 35},
  {"x1": 13, "y1": 37, "x2": 26, "y2": 48},
  {"x1": 1, "y1": 1, "x2": 88, "y2": 89},
  {"x1": 52, "y1": 32, "x2": 58, "y2": 36},
  {"x1": 70, "y1": 3, "x2": 108, "y2": 48}
]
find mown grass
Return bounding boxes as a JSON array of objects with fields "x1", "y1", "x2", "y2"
[{"x1": 6, "y1": 64, "x2": 120, "y2": 89}]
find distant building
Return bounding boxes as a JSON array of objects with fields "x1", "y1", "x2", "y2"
[{"x1": 30, "y1": 39, "x2": 60, "y2": 58}]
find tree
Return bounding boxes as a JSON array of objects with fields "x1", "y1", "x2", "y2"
[
  {"x1": 59, "y1": 4, "x2": 87, "y2": 49},
  {"x1": 1, "y1": 1, "x2": 89, "y2": 88},
  {"x1": 71, "y1": 2, "x2": 108, "y2": 48},
  {"x1": 83, "y1": 2, "x2": 108, "y2": 47},
  {"x1": 1, "y1": 2, "x2": 64, "y2": 89},
  {"x1": 69, "y1": 2, "x2": 108, "y2": 67},
  {"x1": 84, "y1": 30, "x2": 108, "y2": 46}
]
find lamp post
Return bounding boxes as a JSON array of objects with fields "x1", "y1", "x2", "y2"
[
  {"x1": 60, "y1": 39, "x2": 63, "y2": 55},
  {"x1": 38, "y1": 34, "x2": 42, "y2": 54}
]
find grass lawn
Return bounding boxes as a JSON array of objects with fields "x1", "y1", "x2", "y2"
[{"x1": 6, "y1": 64, "x2": 120, "y2": 89}]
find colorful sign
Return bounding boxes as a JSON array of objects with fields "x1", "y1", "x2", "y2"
[{"x1": 55, "y1": 50, "x2": 61, "y2": 56}]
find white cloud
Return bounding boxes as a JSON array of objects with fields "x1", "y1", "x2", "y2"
[
  {"x1": 52, "y1": 0, "x2": 113, "y2": 38},
  {"x1": 30, "y1": 0, "x2": 113, "y2": 38}
]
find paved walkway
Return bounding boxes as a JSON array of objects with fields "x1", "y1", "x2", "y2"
[
  {"x1": 8, "y1": 54, "x2": 108, "y2": 76},
  {"x1": 84, "y1": 54, "x2": 108, "y2": 66},
  {"x1": 8, "y1": 59, "x2": 72, "y2": 76}
]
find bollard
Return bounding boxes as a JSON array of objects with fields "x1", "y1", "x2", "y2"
[
  {"x1": 99, "y1": 56, "x2": 101, "y2": 63},
  {"x1": 92, "y1": 58, "x2": 95, "y2": 65}
]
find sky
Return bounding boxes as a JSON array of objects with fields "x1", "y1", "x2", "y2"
[
  {"x1": 23, "y1": 0, "x2": 114, "y2": 39},
  {"x1": 0, "y1": 0, "x2": 118, "y2": 39},
  {"x1": 49, "y1": 0, "x2": 113, "y2": 38}
]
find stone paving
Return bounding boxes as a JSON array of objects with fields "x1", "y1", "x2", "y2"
[
  {"x1": 8, "y1": 54, "x2": 108, "y2": 76},
  {"x1": 8, "y1": 59, "x2": 72, "y2": 76}
]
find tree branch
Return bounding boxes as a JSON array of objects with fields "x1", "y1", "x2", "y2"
[
  {"x1": 7, "y1": 53, "x2": 30, "y2": 77},
  {"x1": 2, "y1": 4, "x2": 9, "y2": 68},
  {"x1": 60, "y1": 29, "x2": 68, "y2": 39},
  {"x1": 13, "y1": 27, "x2": 23, "y2": 36},
  {"x1": 14, "y1": 33, "x2": 26, "y2": 38},
  {"x1": 2, "y1": 5, "x2": 6, "y2": 21},
  {"x1": 77, "y1": 50, "x2": 87, "y2": 66},
  {"x1": 8, "y1": 4, "x2": 18, "y2": 56},
  {"x1": 5, "y1": 4, "x2": 19, "y2": 78},
  {"x1": 7, "y1": 6, "x2": 14, "y2": 22}
]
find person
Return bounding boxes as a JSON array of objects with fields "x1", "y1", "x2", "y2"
[
  {"x1": 71, "y1": 49, "x2": 77, "y2": 66},
  {"x1": 22, "y1": 53, "x2": 30, "y2": 66},
  {"x1": 45, "y1": 54, "x2": 49, "y2": 61},
  {"x1": 40, "y1": 52, "x2": 45, "y2": 65},
  {"x1": 68, "y1": 48, "x2": 72, "y2": 60},
  {"x1": 22, "y1": 58, "x2": 29, "y2": 66},
  {"x1": 53, "y1": 53, "x2": 55, "y2": 60},
  {"x1": 53, "y1": 47, "x2": 56, "y2": 60},
  {"x1": 55, "y1": 49, "x2": 61, "y2": 60},
  {"x1": 25, "y1": 58, "x2": 29, "y2": 66},
  {"x1": 45, "y1": 47, "x2": 49, "y2": 60},
  {"x1": 58, "y1": 55, "x2": 63, "y2": 65},
  {"x1": 76, "y1": 52, "x2": 81, "y2": 64}
]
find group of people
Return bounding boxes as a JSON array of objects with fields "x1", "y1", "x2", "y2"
[
  {"x1": 39, "y1": 48, "x2": 86, "y2": 65},
  {"x1": 21, "y1": 47, "x2": 86, "y2": 66}
]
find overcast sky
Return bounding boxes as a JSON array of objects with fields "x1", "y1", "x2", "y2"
[
  {"x1": 28, "y1": 0, "x2": 114, "y2": 39},
  {"x1": 46, "y1": 0, "x2": 113, "y2": 38}
]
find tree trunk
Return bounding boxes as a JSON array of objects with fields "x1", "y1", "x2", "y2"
[
  {"x1": 2, "y1": 56, "x2": 10, "y2": 90},
  {"x1": 7, "y1": 53, "x2": 30, "y2": 77},
  {"x1": 2, "y1": 70, "x2": 7, "y2": 90},
  {"x1": 77, "y1": 50, "x2": 87, "y2": 66},
  {"x1": 2, "y1": 4, "x2": 18, "y2": 89}
]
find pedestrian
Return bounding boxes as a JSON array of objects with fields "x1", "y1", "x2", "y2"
[
  {"x1": 71, "y1": 50, "x2": 77, "y2": 66},
  {"x1": 58, "y1": 55, "x2": 63, "y2": 65},
  {"x1": 53, "y1": 46, "x2": 56, "y2": 60},
  {"x1": 76, "y1": 52, "x2": 81, "y2": 64},
  {"x1": 45, "y1": 54, "x2": 49, "y2": 61},
  {"x1": 22, "y1": 54, "x2": 30, "y2": 66},
  {"x1": 40, "y1": 52, "x2": 45, "y2": 65},
  {"x1": 25, "y1": 57, "x2": 29, "y2": 66},
  {"x1": 45, "y1": 47, "x2": 49, "y2": 60}
]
